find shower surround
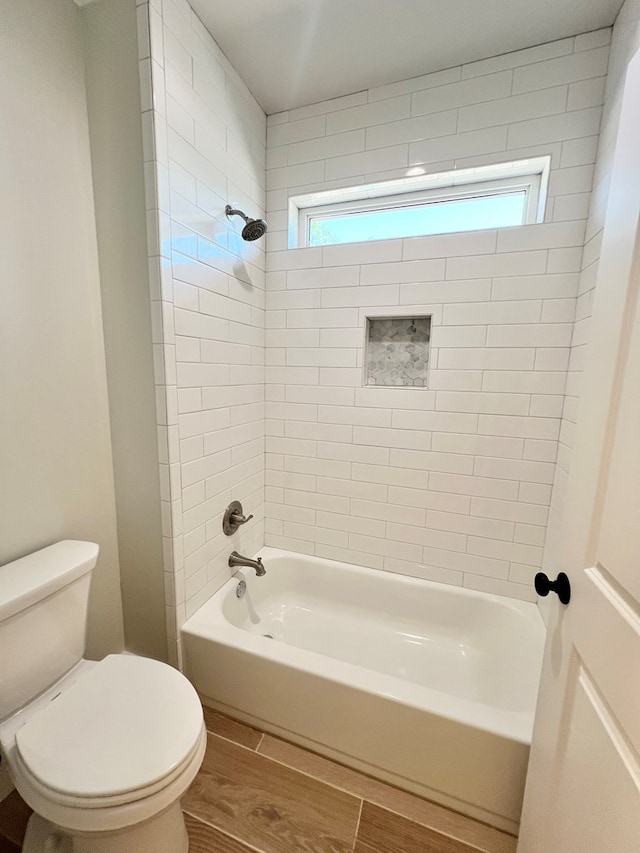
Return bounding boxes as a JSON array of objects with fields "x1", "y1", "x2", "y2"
[
  {"x1": 263, "y1": 32, "x2": 610, "y2": 602},
  {"x1": 138, "y1": 0, "x2": 612, "y2": 660}
]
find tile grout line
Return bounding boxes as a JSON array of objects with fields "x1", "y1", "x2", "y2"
[
  {"x1": 352, "y1": 797, "x2": 364, "y2": 851},
  {"x1": 203, "y1": 725, "x2": 263, "y2": 754},
  {"x1": 184, "y1": 811, "x2": 265, "y2": 853}
]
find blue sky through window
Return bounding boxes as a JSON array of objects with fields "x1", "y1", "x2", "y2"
[{"x1": 308, "y1": 191, "x2": 527, "y2": 247}]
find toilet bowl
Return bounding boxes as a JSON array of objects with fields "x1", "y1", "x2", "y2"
[{"x1": 0, "y1": 541, "x2": 207, "y2": 853}]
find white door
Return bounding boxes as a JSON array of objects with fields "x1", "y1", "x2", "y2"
[{"x1": 517, "y1": 49, "x2": 640, "y2": 852}]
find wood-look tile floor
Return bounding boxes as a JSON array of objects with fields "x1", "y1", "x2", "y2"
[
  {"x1": 0, "y1": 791, "x2": 28, "y2": 853},
  {"x1": 0, "y1": 707, "x2": 518, "y2": 853}
]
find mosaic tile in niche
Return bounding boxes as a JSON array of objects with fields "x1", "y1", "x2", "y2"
[{"x1": 366, "y1": 317, "x2": 431, "y2": 387}]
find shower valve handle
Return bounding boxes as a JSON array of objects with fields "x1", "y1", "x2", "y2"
[
  {"x1": 232, "y1": 510, "x2": 253, "y2": 525},
  {"x1": 223, "y1": 501, "x2": 254, "y2": 535},
  {"x1": 534, "y1": 572, "x2": 571, "y2": 605}
]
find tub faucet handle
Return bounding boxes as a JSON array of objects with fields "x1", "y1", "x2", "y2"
[
  {"x1": 223, "y1": 500, "x2": 253, "y2": 535},
  {"x1": 232, "y1": 509, "x2": 253, "y2": 525}
]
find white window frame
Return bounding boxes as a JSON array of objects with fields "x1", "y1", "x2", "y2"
[{"x1": 288, "y1": 156, "x2": 550, "y2": 249}]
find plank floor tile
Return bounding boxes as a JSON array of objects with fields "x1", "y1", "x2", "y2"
[
  {"x1": 352, "y1": 844, "x2": 378, "y2": 853},
  {"x1": 202, "y1": 706, "x2": 264, "y2": 750},
  {"x1": 0, "y1": 792, "x2": 31, "y2": 847},
  {"x1": 185, "y1": 814, "x2": 257, "y2": 853},
  {"x1": 258, "y1": 735, "x2": 516, "y2": 853},
  {"x1": 183, "y1": 733, "x2": 361, "y2": 853},
  {"x1": 357, "y1": 802, "x2": 482, "y2": 853}
]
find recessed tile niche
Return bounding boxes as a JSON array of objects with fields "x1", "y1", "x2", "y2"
[{"x1": 365, "y1": 316, "x2": 431, "y2": 387}]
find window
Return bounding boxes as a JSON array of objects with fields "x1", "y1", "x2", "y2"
[{"x1": 289, "y1": 157, "x2": 550, "y2": 249}]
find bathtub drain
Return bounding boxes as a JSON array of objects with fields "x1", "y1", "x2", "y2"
[{"x1": 263, "y1": 633, "x2": 274, "y2": 639}]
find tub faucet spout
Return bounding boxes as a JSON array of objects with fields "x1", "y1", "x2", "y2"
[{"x1": 229, "y1": 551, "x2": 266, "y2": 576}]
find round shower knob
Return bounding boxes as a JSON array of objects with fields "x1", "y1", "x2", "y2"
[{"x1": 534, "y1": 571, "x2": 571, "y2": 605}]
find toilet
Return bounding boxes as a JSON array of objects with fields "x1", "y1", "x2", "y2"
[{"x1": 0, "y1": 540, "x2": 206, "y2": 853}]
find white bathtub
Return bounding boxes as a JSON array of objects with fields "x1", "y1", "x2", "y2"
[{"x1": 181, "y1": 548, "x2": 545, "y2": 833}]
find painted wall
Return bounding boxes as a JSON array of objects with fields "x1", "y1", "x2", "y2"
[
  {"x1": 0, "y1": 0, "x2": 124, "y2": 657},
  {"x1": 263, "y1": 32, "x2": 611, "y2": 601},
  {"x1": 137, "y1": 0, "x2": 267, "y2": 662},
  {"x1": 82, "y1": 0, "x2": 167, "y2": 661}
]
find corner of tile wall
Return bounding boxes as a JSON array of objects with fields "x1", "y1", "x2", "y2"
[
  {"x1": 138, "y1": 0, "x2": 268, "y2": 644},
  {"x1": 539, "y1": 0, "x2": 640, "y2": 621}
]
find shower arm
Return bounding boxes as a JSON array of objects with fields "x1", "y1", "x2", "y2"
[
  {"x1": 224, "y1": 203, "x2": 267, "y2": 242},
  {"x1": 225, "y1": 205, "x2": 249, "y2": 223}
]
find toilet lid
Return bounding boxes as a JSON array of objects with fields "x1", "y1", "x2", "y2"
[{"x1": 16, "y1": 655, "x2": 204, "y2": 799}]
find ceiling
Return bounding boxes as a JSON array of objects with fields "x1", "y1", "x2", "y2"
[{"x1": 189, "y1": 0, "x2": 623, "y2": 115}]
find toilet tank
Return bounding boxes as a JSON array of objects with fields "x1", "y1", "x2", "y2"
[{"x1": 0, "y1": 541, "x2": 98, "y2": 721}]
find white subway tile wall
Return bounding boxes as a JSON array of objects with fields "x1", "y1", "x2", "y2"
[
  {"x1": 264, "y1": 31, "x2": 612, "y2": 602},
  {"x1": 139, "y1": 0, "x2": 635, "y2": 627},
  {"x1": 541, "y1": 0, "x2": 640, "y2": 596},
  {"x1": 138, "y1": 0, "x2": 266, "y2": 663}
]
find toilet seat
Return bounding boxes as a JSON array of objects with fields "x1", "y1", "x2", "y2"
[
  {"x1": 14, "y1": 728, "x2": 204, "y2": 810},
  {"x1": 10, "y1": 726, "x2": 207, "y2": 835},
  {"x1": 16, "y1": 654, "x2": 204, "y2": 807}
]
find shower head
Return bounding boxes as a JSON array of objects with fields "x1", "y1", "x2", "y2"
[
  {"x1": 225, "y1": 204, "x2": 268, "y2": 242},
  {"x1": 241, "y1": 217, "x2": 268, "y2": 242}
]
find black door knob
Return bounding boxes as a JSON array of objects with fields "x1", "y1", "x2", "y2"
[{"x1": 534, "y1": 572, "x2": 571, "y2": 605}]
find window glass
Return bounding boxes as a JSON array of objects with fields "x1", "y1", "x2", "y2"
[{"x1": 308, "y1": 191, "x2": 527, "y2": 247}]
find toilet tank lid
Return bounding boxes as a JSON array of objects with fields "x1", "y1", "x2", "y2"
[{"x1": 0, "y1": 541, "x2": 98, "y2": 622}]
